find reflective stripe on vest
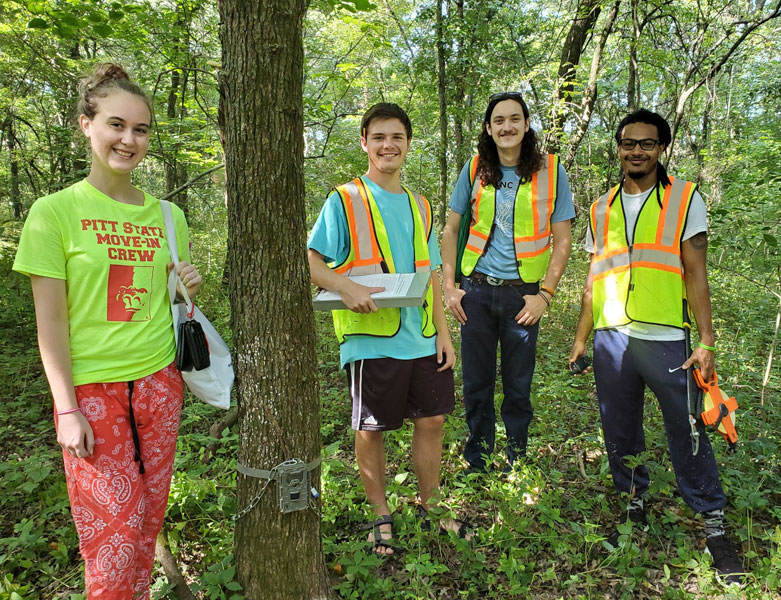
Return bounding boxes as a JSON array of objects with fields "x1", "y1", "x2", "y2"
[
  {"x1": 590, "y1": 176, "x2": 696, "y2": 329},
  {"x1": 330, "y1": 177, "x2": 436, "y2": 344},
  {"x1": 460, "y1": 154, "x2": 559, "y2": 282}
]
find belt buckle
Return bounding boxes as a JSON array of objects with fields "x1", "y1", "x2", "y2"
[{"x1": 486, "y1": 275, "x2": 504, "y2": 286}]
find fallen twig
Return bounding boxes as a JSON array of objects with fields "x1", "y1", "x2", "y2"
[
  {"x1": 575, "y1": 449, "x2": 587, "y2": 480},
  {"x1": 762, "y1": 298, "x2": 780, "y2": 406},
  {"x1": 203, "y1": 406, "x2": 239, "y2": 463},
  {"x1": 155, "y1": 528, "x2": 196, "y2": 600}
]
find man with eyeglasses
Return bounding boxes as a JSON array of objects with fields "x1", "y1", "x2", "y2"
[
  {"x1": 569, "y1": 109, "x2": 743, "y2": 583},
  {"x1": 441, "y1": 92, "x2": 574, "y2": 474}
]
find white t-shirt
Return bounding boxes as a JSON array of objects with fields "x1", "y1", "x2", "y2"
[{"x1": 584, "y1": 185, "x2": 707, "y2": 341}]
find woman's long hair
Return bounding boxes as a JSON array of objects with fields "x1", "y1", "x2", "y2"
[{"x1": 476, "y1": 93, "x2": 545, "y2": 188}]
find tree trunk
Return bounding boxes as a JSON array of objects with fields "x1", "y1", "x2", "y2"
[
  {"x1": 563, "y1": 0, "x2": 621, "y2": 170},
  {"x1": 219, "y1": 0, "x2": 330, "y2": 598},
  {"x1": 452, "y1": 0, "x2": 468, "y2": 170},
  {"x1": 166, "y1": 5, "x2": 190, "y2": 218},
  {"x1": 436, "y1": 0, "x2": 449, "y2": 229},
  {"x1": 69, "y1": 43, "x2": 88, "y2": 180},
  {"x1": 5, "y1": 116, "x2": 21, "y2": 218},
  {"x1": 627, "y1": 0, "x2": 640, "y2": 111},
  {"x1": 549, "y1": 0, "x2": 602, "y2": 152}
]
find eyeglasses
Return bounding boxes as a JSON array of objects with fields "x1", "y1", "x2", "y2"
[
  {"x1": 619, "y1": 138, "x2": 661, "y2": 151},
  {"x1": 489, "y1": 91, "x2": 525, "y2": 103}
]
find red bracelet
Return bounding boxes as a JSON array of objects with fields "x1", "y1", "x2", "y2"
[{"x1": 57, "y1": 408, "x2": 81, "y2": 416}]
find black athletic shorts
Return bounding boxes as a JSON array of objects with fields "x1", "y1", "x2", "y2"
[{"x1": 345, "y1": 354, "x2": 455, "y2": 431}]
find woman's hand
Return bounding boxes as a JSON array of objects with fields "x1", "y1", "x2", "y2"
[
  {"x1": 170, "y1": 261, "x2": 203, "y2": 299},
  {"x1": 57, "y1": 411, "x2": 94, "y2": 458}
]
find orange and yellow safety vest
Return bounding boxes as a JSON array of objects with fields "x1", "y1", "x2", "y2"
[
  {"x1": 330, "y1": 177, "x2": 436, "y2": 344},
  {"x1": 460, "y1": 154, "x2": 559, "y2": 282},
  {"x1": 590, "y1": 177, "x2": 698, "y2": 329}
]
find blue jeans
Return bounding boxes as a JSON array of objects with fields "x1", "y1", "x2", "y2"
[
  {"x1": 593, "y1": 329, "x2": 726, "y2": 513},
  {"x1": 460, "y1": 276, "x2": 539, "y2": 468}
]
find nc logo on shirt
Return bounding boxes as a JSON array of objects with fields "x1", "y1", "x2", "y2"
[{"x1": 107, "y1": 265, "x2": 153, "y2": 322}]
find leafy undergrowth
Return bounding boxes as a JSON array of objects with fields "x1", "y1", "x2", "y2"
[
  {"x1": 316, "y1": 288, "x2": 781, "y2": 600},
  {"x1": 1, "y1": 220, "x2": 779, "y2": 599}
]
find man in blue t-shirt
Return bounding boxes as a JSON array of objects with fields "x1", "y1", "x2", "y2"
[
  {"x1": 308, "y1": 104, "x2": 461, "y2": 555},
  {"x1": 441, "y1": 92, "x2": 574, "y2": 473}
]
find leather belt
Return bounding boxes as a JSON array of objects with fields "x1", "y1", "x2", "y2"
[{"x1": 468, "y1": 271, "x2": 527, "y2": 286}]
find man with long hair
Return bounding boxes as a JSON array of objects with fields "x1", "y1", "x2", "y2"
[
  {"x1": 569, "y1": 109, "x2": 743, "y2": 583},
  {"x1": 441, "y1": 92, "x2": 574, "y2": 473}
]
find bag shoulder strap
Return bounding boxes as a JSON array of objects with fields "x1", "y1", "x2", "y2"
[
  {"x1": 160, "y1": 200, "x2": 180, "y2": 265},
  {"x1": 160, "y1": 200, "x2": 193, "y2": 311}
]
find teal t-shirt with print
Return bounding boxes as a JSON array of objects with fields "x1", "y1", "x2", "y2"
[{"x1": 308, "y1": 176, "x2": 440, "y2": 368}]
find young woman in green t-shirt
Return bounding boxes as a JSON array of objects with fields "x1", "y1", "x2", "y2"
[{"x1": 14, "y1": 63, "x2": 201, "y2": 598}]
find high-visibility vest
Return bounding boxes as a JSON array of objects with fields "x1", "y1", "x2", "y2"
[
  {"x1": 590, "y1": 177, "x2": 697, "y2": 329},
  {"x1": 330, "y1": 177, "x2": 436, "y2": 344},
  {"x1": 460, "y1": 154, "x2": 559, "y2": 282}
]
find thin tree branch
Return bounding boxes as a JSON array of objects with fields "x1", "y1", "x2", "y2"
[
  {"x1": 155, "y1": 528, "x2": 196, "y2": 600},
  {"x1": 161, "y1": 164, "x2": 224, "y2": 200}
]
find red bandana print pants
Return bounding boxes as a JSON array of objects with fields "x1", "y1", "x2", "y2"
[{"x1": 57, "y1": 362, "x2": 183, "y2": 599}]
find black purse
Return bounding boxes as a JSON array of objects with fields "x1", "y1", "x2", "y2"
[{"x1": 177, "y1": 319, "x2": 211, "y2": 372}]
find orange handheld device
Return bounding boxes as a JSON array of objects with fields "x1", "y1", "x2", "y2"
[{"x1": 692, "y1": 368, "x2": 738, "y2": 448}]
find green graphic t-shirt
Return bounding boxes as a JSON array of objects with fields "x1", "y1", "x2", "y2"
[{"x1": 13, "y1": 180, "x2": 191, "y2": 385}]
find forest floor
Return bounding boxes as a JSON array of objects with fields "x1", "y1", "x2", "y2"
[{"x1": 1, "y1": 217, "x2": 779, "y2": 600}]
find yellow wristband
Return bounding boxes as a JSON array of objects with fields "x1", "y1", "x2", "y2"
[{"x1": 698, "y1": 341, "x2": 715, "y2": 352}]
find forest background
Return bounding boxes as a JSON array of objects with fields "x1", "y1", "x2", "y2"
[{"x1": 0, "y1": 0, "x2": 779, "y2": 598}]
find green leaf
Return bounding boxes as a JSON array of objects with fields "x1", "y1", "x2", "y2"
[
  {"x1": 204, "y1": 571, "x2": 220, "y2": 585},
  {"x1": 61, "y1": 14, "x2": 81, "y2": 26},
  {"x1": 92, "y1": 23, "x2": 113, "y2": 37},
  {"x1": 663, "y1": 564, "x2": 670, "y2": 579},
  {"x1": 394, "y1": 472, "x2": 408, "y2": 484},
  {"x1": 28, "y1": 466, "x2": 51, "y2": 483},
  {"x1": 27, "y1": 18, "x2": 49, "y2": 29},
  {"x1": 763, "y1": 233, "x2": 777, "y2": 247},
  {"x1": 26, "y1": 1, "x2": 46, "y2": 15},
  {"x1": 109, "y1": 9, "x2": 124, "y2": 21}
]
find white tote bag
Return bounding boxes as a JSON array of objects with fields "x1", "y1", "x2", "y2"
[{"x1": 161, "y1": 200, "x2": 234, "y2": 410}]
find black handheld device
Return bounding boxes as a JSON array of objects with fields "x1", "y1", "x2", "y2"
[{"x1": 569, "y1": 354, "x2": 591, "y2": 375}]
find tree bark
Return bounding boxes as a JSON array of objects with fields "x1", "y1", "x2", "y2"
[
  {"x1": 548, "y1": 0, "x2": 602, "y2": 152},
  {"x1": 4, "y1": 116, "x2": 21, "y2": 218},
  {"x1": 452, "y1": 0, "x2": 467, "y2": 170},
  {"x1": 436, "y1": 0, "x2": 449, "y2": 229},
  {"x1": 563, "y1": 0, "x2": 621, "y2": 170},
  {"x1": 626, "y1": 0, "x2": 640, "y2": 111},
  {"x1": 166, "y1": 4, "x2": 190, "y2": 218},
  {"x1": 219, "y1": 0, "x2": 330, "y2": 598},
  {"x1": 155, "y1": 529, "x2": 196, "y2": 600}
]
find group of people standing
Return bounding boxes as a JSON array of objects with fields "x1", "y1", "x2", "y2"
[
  {"x1": 13, "y1": 60, "x2": 743, "y2": 597},
  {"x1": 308, "y1": 96, "x2": 743, "y2": 583}
]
